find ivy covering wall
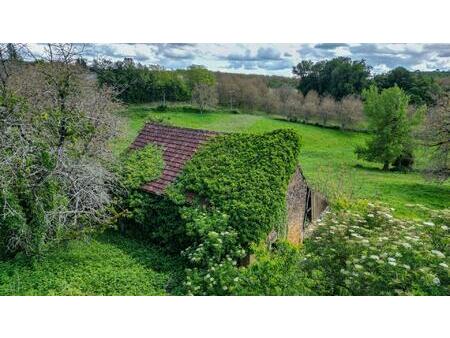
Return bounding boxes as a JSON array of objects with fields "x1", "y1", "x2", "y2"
[{"x1": 172, "y1": 129, "x2": 301, "y2": 246}]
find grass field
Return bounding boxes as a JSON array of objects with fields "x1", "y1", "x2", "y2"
[{"x1": 114, "y1": 104, "x2": 450, "y2": 219}]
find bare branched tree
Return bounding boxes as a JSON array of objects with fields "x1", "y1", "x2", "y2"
[
  {"x1": 339, "y1": 95, "x2": 364, "y2": 130},
  {"x1": 319, "y1": 95, "x2": 337, "y2": 126},
  {"x1": 0, "y1": 43, "x2": 122, "y2": 257},
  {"x1": 302, "y1": 90, "x2": 320, "y2": 123},
  {"x1": 192, "y1": 83, "x2": 218, "y2": 113},
  {"x1": 419, "y1": 94, "x2": 450, "y2": 182}
]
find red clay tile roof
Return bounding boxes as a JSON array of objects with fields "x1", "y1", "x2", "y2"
[{"x1": 130, "y1": 123, "x2": 218, "y2": 194}]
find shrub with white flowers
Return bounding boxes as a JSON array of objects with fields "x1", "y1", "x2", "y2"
[
  {"x1": 181, "y1": 207, "x2": 246, "y2": 295},
  {"x1": 303, "y1": 201, "x2": 449, "y2": 295}
]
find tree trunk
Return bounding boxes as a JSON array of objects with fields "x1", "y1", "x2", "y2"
[{"x1": 383, "y1": 162, "x2": 389, "y2": 171}]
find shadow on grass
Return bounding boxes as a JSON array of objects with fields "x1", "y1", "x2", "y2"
[
  {"x1": 272, "y1": 116, "x2": 368, "y2": 133},
  {"x1": 381, "y1": 181, "x2": 449, "y2": 204},
  {"x1": 352, "y1": 163, "x2": 423, "y2": 175}
]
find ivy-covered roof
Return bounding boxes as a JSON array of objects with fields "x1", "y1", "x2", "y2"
[{"x1": 130, "y1": 123, "x2": 218, "y2": 194}]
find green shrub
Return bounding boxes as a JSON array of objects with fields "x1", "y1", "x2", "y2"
[
  {"x1": 116, "y1": 144, "x2": 189, "y2": 249},
  {"x1": 182, "y1": 208, "x2": 246, "y2": 295},
  {"x1": 123, "y1": 191, "x2": 187, "y2": 251},
  {"x1": 233, "y1": 241, "x2": 318, "y2": 296}
]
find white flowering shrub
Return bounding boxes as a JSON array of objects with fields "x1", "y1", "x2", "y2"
[
  {"x1": 181, "y1": 208, "x2": 246, "y2": 295},
  {"x1": 179, "y1": 200, "x2": 448, "y2": 296},
  {"x1": 303, "y1": 202, "x2": 449, "y2": 295}
]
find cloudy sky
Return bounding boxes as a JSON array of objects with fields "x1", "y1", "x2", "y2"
[{"x1": 28, "y1": 43, "x2": 450, "y2": 76}]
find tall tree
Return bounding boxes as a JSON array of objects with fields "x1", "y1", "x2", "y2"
[
  {"x1": 185, "y1": 65, "x2": 215, "y2": 92},
  {"x1": 6, "y1": 43, "x2": 22, "y2": 61},
  {"x1": 192, "y1": 83, "x2": 218, "y2": 112},
  {"x1": 302, "y1": 90, "x2": 320, "y2": 123},
  {"x1": 0, "y1": 44, "x2": 121, "y2": 257},
  {"x1": 339, "y1": 95, "x2": 363, "y2": 130},
  {"x1": 355, "y1": 85, "x2": 422, "y2": 170}
]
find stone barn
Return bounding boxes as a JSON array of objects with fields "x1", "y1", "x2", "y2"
[{"x1": 131, "y1": 123, "x2": 327, "y2": 244}]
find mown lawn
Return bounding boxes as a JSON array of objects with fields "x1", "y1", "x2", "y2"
[
  {"x1": 0, "y1": 231, "x2": 185, "y2": 296},
  {"x1": 114, "y1": 104, "x2": 450, "y2": 219}
]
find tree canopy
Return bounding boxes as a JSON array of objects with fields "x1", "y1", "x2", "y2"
[
  {"x1": 355, "y1": 85, "x2": 422, "y2": 170},
  {"x1": 292, "y1": 57, "x2": 372, "y2": 100},
  {"x1": 374, "y1": 67, "x2": 441, "y2": 105},
  {"x1": 92, "y1": 58, "x2": 191, "y2": 103}
]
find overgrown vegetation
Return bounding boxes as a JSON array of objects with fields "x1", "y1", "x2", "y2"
[
  {"x1": 122, "y1": 129, "x2": 301, "y2": 295},
  {"x1": 175, "y1": 129, "x2": 300, "y2": 244},
  {"x1": 118, "y1": 144, "x2": 164, "y2": 189},
  {"x1": 1, "y1": 44, "x2": 448, "y2": 296},
  {"x1": 301, "y1": 201, "x2": 449, "y2": 295},
  {"x1": 0, "y1": 231, "x2": 184, "y2": 295}
]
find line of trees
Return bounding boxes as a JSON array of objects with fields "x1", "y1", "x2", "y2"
[
  {"x1": 277, "y1": 88, "x2": 364, "y2": 130},
  {"x1": 292, "y1": 57, "x2": 442, "y2": 106},
  {"x1": 91, "y1": 56, "x2": 445, "y2": 132}
]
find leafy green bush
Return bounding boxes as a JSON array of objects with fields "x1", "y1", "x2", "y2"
[
  {"x1": 233, "y1": 241, "x2": 318, "y2": 296},
  {"x1": 303, "y1": 201, "x2": 449, "y2": 295},
  {"x1": 123, "y1": 192, "x2": 187, "y2": 251},
  {"x1": 116, "y1": 144, "x2": 187, "y2": 248}
]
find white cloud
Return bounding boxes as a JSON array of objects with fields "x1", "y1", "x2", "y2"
[{"x1": 22, "y1": 43, "x2": 450, "y2": 76}]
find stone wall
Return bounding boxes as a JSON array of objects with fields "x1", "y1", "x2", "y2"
[{"x1": 285, "y1": 167, "x2": 308, "y2": 244}]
